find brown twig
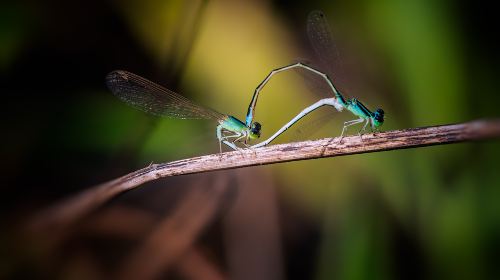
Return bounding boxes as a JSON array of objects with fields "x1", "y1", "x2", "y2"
[{"x1": 28, "y1": 119, "x2": 500, "y2": 232}]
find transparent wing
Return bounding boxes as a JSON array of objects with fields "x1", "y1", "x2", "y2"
[
  {"x1": 301, "y1": 10, "x2": 346, "y2": 98},
  {"x1": 307, "y1": 10, "x2": 340, "y2": 76},
  {"x1": 307, "y1": 10, "x2": 377, "y2": 103},
  {"x1": 106, "y1": 70, "x2": 226, "y2": 121},
  {"x1": 293, "y1": 58, "x2": 335, "y2": 99},
  {"x1": 292, "y1": 108, "x2": 337, "y2": 141}
]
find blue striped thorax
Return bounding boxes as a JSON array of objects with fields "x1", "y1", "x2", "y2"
[
  {"x1": 221, "y1": 116, "x2": 261, "y2": 139},
  {"x1": 347, "y1": 98, "x2": 372, "y2": 119},
  {"x1": 347, "y1": 98, "x2": 384, "y2": 127}
]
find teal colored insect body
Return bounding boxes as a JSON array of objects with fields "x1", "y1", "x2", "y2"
[
  {"x1": 106, "y1": 70, "x2": 261, "y2": 152},
  {"x1": 246, "y1": 11, "x2": 384, "y2": 148}
]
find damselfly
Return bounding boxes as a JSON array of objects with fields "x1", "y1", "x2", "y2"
[
  {"x1": 106, "y1": 70, "x2": 262, "y2": 152},
  {"x1": 246, "y1": 11, "x2": 384, "y2": 148}
]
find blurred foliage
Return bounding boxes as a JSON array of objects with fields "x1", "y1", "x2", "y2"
[
  {"x1": 1, "y1": 3, "x2": 37, "y2": 74},
  {"x1": 1, "y1": 0, "x2": 499, "y2": 279}
]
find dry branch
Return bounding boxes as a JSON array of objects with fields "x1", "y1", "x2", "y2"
[{"x1": 29, "y1": 119, "x2": 500, "y2": 232}]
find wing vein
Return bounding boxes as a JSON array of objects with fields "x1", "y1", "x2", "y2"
[{"x1": 106, "y1": 70, "x2": 226, "y2": 121}]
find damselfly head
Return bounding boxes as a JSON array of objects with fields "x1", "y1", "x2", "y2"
[
  {"x1": 373, "y1": 109, "x2": 385, "y2": 127},
  {"x1": 249, "y1": 122, "x2": 262, "y2": 139}
]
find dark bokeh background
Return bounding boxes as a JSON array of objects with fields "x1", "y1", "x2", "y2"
[{"x1": 1, "y1": 0, "x2": 499, "y2": 279}]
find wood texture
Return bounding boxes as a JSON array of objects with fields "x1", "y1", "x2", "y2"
[{"x1": 28, "y1": 119, "x2": 500, "y2": 232}]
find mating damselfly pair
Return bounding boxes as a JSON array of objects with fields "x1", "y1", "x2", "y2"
[{"x1": 106, "y1": 11, "x2": 385, "y2": 152}]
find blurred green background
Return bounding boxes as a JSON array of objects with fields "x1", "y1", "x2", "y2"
[{"x1": 1, "y1": 0, "x2": 499, "y2": 279}]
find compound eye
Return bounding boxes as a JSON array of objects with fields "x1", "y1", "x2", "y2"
[{"x1": 252, "y1": 122, "x2": 262, "y2": 131}]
